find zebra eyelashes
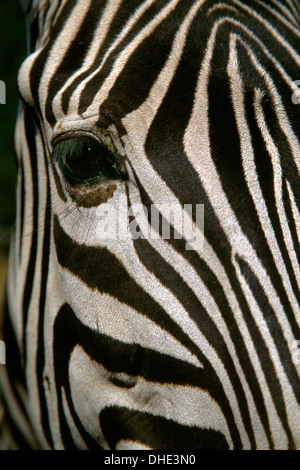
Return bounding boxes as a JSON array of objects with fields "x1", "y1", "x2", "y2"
[{"x1": 52, "y1": 135, "x2": 127, "y2": 187}]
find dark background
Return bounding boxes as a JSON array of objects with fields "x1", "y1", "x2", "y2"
[{"x1": 0, "y1": 2, "x2": 26, "y2": 251}]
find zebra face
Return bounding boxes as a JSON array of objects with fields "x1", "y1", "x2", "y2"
[{"x1": 1, "y1": 0, "x2": 300, "y2": 450}]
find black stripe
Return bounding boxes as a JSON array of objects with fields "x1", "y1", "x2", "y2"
[
  {"x1": 61, "y1": 0, "x2": 147, "y2": 114},
  {"x1": 247, "y1": 86, "x2": 300, "y2": 332},
  {"x1": 53, "y1": 303, "x2": 108, "y2": 449},
  {"x1": 45, "y1": 1, "x2": 109, "y2": 127},
  {"x1": 21, "y1": 110, "x2": 39, "y2": 363},
  {"x1": 99, "y1": 406, "x2": 229, "y2": 450},
  {"x1": 2, "y1": 299, "x2": 27, "y2": 414},
  {"x1": 53, "y1": 303, "x2": 206, "y2": 387},
  {"x1": 282, "y1": 179, "x2": 300, "y2": 274},
  {"x1": 1, "y1": 302, "x2": 40, "y2": 449},
  {"x1": 131, "y1": 234, "x2": 258, "y2": 447},
  {"x1": 35, "y1": 151, "x2": 53, "y2": 447},
  {"x1": 52, "y1": 163, "x2": 67, "y2": 203},
  {"x1": 126, "y1": 167, "x2": 258, "y2": 447},
  {"x1": 53, "y1": 216, "x2": 244, "y2": 448},
  {"x1": 53, "y1": 303, "x2": 227, "y2": 449},
  {"x1": 130, "y1": 168, "x2": 275, "y2": 448},
  {"x1": 53, "y1": 215, "x2": 204, "y2": 361},
  {"x1": 79, "y1": 0, "x2": 197, "y2": 118},
  {"x1": 141, "y1": 8, "x2": 298, "y2": 448},
  {"x1": 261, "y1": 93, "x2": 300, "y2": 298},
  {"x1": 236, "y1": 255, "x2": 298, "y2": 449},
  {"x1": 18, "y1": 154, "x2": 25, "y2": 262},
  {"x1": 29, "y1": 0, "x2": 77, "y2": 116}
]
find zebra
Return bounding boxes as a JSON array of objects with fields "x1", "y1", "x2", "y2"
[{"x1": 0, "y1": 0, "x2": 299, "y2": 450}]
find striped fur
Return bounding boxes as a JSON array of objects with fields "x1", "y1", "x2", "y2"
[{"x1": 0, "y1": 0, "x2": 300, "y2": 449}]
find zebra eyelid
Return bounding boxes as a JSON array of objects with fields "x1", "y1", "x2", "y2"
[{"x1": 50, "y1": 130, "x2": 128, "y2": 172}]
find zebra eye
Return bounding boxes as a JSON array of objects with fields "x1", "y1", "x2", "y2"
[{"x1": 52, "y1": 136, "x2": 126, "y2": 186}]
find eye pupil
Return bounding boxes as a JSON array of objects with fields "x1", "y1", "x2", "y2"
[{"x1": 52, "y1": 136, "x2": 126, "y2": 186}]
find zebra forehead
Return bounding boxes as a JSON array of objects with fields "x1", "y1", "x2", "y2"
[
  {"x1": 18, "y1": 0, "x2": 297, "y2": 132},
  {"x1": 18, "y1": 1, "x2": 201, "y2": 115}
]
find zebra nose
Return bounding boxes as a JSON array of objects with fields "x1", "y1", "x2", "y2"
[{"x1": 109, "y1": 372, "x2": 138, "y2": 389}]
